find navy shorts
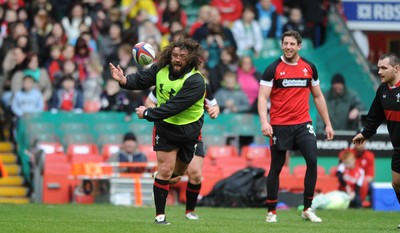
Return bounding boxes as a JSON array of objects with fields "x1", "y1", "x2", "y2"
[
  {"x1": 271, "y1": 122, "x2": 317, "y2": 151},
  {"x1": 392, "y1": 150, "x2": 400, "y2": 173}
]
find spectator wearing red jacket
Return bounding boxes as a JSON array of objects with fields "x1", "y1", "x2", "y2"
[{"x1": 211, "y1": 0, "x2": 243, "y2": 26}]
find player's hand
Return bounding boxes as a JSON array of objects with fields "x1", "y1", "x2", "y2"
[
  {"x1": 325, "y1": 125, "x2": 334, "y2": 140},
  {"x1": 109, "y1": 63, "x2": 127, "y2": 85},
  {"x1": 261, "y1": 122, "x2": 273, "y2": 138},
  {"x1": 352, "y1": 133, "x2": 366, "y2": 146},
  {"x1": 135, "y1": 106, "x2": 147, "y2": 119},
  {"x1": 206, "y1": 104, "x2": 220, "y2": 119}
]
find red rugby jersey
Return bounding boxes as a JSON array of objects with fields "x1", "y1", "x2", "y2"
[
  {"x1": 260, "y1": 56, "x2": 319, "y2": 125},
  {"x1": 337, "y1": 163, "x2": 365, "y2": 192}
]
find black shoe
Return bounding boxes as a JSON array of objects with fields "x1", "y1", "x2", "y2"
[
  {"x1": 154, "y1": 219, "x2": 170, "y2": 225},
  {"x1": 154, "y1": 215, "x2": 170, "y2": 225}
]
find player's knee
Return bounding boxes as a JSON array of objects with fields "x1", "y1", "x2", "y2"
[
  {"x1": 189, "y1": 174, "x2": 202, "y2": 184},
  {"x1": 187, "y1": 169, "x2": 202, "y2": 182}
]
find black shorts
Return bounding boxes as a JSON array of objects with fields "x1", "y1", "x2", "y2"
[
  {"x1": 271, "y1": 122, "x2": 316, "y2": 151},
  {"x1": 194, "y1": 140, "x2": 205, "y2": 157},
  {"x1": 153, "y1": 126, "x2": 201, "y2": 164},
  {"x1": 391, "y1": 150, "x2": 400, "y2": 173}
]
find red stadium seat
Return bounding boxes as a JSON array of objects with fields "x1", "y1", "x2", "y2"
[
  {"x1": 69, "y1": 154, "x2": 104, "y2": 164},
  {"x1": 42, "y1": 162, "x2": 72, "y2": 204},
  {"x1": 241, "y1": 145, "x2": 271, "y2": 160},
  {"x1": 206, "y1": 145, "x2": 239, "y2": 160},
  {"x1": 44, "y1": 152, "x2": 68, "y2": 164},
  {"x1": 102, "y1": 143, "x2": 121, "y2": 161},
  {"x1": 241, "y1": 145, "x2": 271, "y2": 168},
  {"x1": 67, "y1": 143, "x2": 99, "y2": 157},
  {"x1": 37, "y1": 142, "x2": 64, "y2": 155},
  {"x1": 138, "y1": 144, "x2": 157, "y2": 162}
]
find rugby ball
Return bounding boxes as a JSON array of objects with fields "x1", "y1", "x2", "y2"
[{"x1": 132, "y1": 42, "x2": 156, "y2": 66}]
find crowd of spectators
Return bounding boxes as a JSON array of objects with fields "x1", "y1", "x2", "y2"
[{"x1": 0, "y1": 0, "x2": 337, "y2": 141}]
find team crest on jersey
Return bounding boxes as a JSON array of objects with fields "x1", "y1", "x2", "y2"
[
  {"x1": 302, "y1": 68, "x2": 308, "y2": 76},
  {"x1": 396, "y1": 93, "x2": 400, "y2": 102}
]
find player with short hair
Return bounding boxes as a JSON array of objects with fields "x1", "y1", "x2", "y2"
[
  {"x1": 257, "y1": 30, "x2": 334, "y2": 223},
  {"x1": 109, "y1": 38, "x2": 206, "y2": 225},
  {"x1": 352, "y1": 52, "x2": 400, "y2": 229}
]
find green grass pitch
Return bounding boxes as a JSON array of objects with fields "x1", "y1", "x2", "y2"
[{"x1": 0, "y1": 204, "x2": 398, "y2": 233}]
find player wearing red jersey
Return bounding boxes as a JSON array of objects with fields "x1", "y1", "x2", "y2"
[{"x1": 258, "y1": 30, "x2": 334, "y2": 223}]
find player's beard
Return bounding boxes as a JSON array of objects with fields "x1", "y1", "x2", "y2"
[{"x1": 169, "y1": 63, "x2": 189, "y2": 78}]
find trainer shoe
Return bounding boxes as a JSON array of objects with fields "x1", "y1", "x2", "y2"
[
  {"x1": 301, "y1": 208, "x2": 322, "y2": 223},
  {"x1": 185, "y1": 212, "x2": 199, "y2": 220},
  {"x1": 154, "y1": 214, "x2": 170, "y2": 225},
  {"x1": 266, "y1": 211, "x2": 277, "y2": 223}
]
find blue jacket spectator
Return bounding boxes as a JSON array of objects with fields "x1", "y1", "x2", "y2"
[
  {"x1": 108, "y1": 132, "x2": 147, "y2": 173},
  {"x1": 11, "y1": 75, "x2": 44, "y2": 117},
  {"x1": 256, "y1": 0, "x2": 282, "y2": 38}
]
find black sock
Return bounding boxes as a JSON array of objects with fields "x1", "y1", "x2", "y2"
[
  {"x1": 153, "y1": 178, "x2": 169, "y2": 215},
  {"x1": 266, "y1": 148, "x2": 286, "y2": 213},
  {"x1": 303, "y1": 195, "x2": 314, "y2": 210},
  {"x1": 266, "y1": 199, "x2": 277, "y2": 212},
  {"x1": 186, "y1": 182, "x2": 201, "y2": 213}
]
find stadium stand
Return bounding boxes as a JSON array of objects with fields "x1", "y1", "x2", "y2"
[{"x1": 1, "y1": 1, "x2": 387, "y2": 206}]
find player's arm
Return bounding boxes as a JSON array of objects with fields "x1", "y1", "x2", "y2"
[
  {"x1": 258, "y1": 85, "x2": 272, "y2": 137},
  {"x1": 109, "y1": 63, "x2": 157, "y2": 90},
  {"x1": 360, "y1": 88, "x2": 386, "y2": 139},
  {"x1": 145, "y1": 88, "x2": 157, "y2": 108},
  {"x1": 311, "y1": 84, "x2": 334, "y2": 140},
  {"x1": 353, "y1": 88, "x2": 386, "y2": 146},
  {"x1": 205, "y1": 83, "x2": 219, "y2": 119},
  {"x1": 258, "y1": 64, "x2": 275, "y2": 138},
  {"x1": 143, "y1": 74, "x2": 205, "y2": 122},
  {"x1": 205, "y1": 98, "x2": 219, "y2": 119}
]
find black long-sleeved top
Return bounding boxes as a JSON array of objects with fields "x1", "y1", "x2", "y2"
[
  {"x1": 151, "y1": 83, "x2": 216, "y2": 104},
  {"x1": 361, "y1": 82, "x2": 400, "y2": 151},
  {"x1": 120, "y1": 64, "x2": 206, "y2": 141}
]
